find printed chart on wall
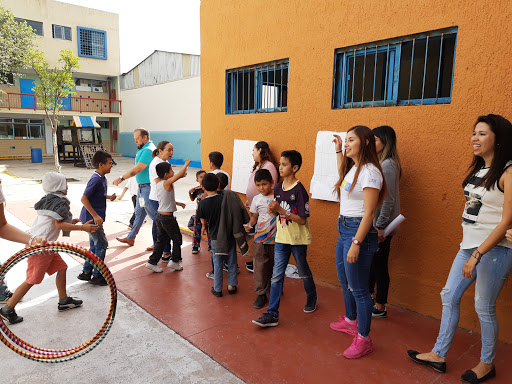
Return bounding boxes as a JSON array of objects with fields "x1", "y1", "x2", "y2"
[
  {"x1": 231, "y1": 139, "x2": 257, "y2": 193},
  {"x1": 310, "y1": 131, "x2": 346, "y2": 202}
]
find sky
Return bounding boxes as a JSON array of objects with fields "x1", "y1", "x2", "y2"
[{"x1": 57, "y1": 0, "x2": 200, "y2": 73}]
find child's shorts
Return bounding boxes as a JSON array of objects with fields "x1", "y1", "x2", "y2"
[{"x1": 26, "y1": 251, "x2": 67, "y2": 285}]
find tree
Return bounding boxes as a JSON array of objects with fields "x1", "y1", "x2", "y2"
[
  {"x1": 30, "y1": 49, "x2": 80, "y2": 173},
  {"x1": 0, "y1": 4, "x2": 35, "y2": 85}
]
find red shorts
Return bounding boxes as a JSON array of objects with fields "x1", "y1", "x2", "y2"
[{"x1": 26, "y1": 251, "x2": 67, "y2": 285}]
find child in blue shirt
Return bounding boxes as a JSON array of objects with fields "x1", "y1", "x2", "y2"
[{"x1": 77, "y1": 150, "x2": 116, "y2": 286}]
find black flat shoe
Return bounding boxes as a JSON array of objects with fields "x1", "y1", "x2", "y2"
[
  {"x1": 228, "y1": 286, "x2": 238, "y2": 295},
  {"x1": 461, "y1": 367, "x2": 496, "y2": 383},
  {"x1": 407, "y1": 350, "x2": 446, "y2": 373}
]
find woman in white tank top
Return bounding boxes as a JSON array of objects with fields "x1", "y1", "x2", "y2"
[{"x1": 408, "y1": 114, "x2": 512, "y2": 383}]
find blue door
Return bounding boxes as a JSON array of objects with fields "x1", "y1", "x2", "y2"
[
  {"x1": 60, "y1": 93, "x2": 72, "y2": 110},
  {"x1": 20, "y1": 79, "x2": 36, "y2": 109}
]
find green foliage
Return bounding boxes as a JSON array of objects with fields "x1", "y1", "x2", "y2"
[
  {"x1": 30, "y1": 49, "x2": 80, "y2": 114},
  {"x1": 0, "y1": 5, "x2": 35, "y2": 84}
]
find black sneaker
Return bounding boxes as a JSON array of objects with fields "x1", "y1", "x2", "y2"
[
  {"x1": 208, "y1": 245, "x2": 212, "y2": 252},
  {"x1": 246, "y1": 261, "x2": 254, "y2": 273},
  {"x1": 0, "y1": 289, "x2": 13, "y2": 304},
  {"x1": 252, "y1": 312, "x2": 278, "y2": 327},
  {"x1": 253, "y1": 294, "x2": 267, "y2": 309},
  {"x1": 77, "y1": 272, "x2": 91, "y2": 281},
  {"x1": 304, "y1": 294, "x2": 317, "y2": 313},
  {"x1": 223, "y1": 262, "x2": 229, "y2": 272},
  {"x1": 211, "y1": 287, "x2": 222, "y2": 297},
  {"x1": 372, "y1": 305, "x2": 387, "y2": 318},
  {"x1": 161, "y1": 253, "x2": 171, "y2": 262},
  {"x1": 192, "y1": 247, "x2": 199, "y2": 254},
  {"x1": 89, "y1": 275, "x2": 108, "y2": 286},
  {"x1": 58, "y1": 297, "x2": 83, "y2": 311},
  {"x1": 1, "y1": 306, "x2": 23, "y2": 324}
]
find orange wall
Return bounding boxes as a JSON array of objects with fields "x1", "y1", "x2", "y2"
[{"x1": 200, "y1": 0, "x2": 512, "y2": 342}]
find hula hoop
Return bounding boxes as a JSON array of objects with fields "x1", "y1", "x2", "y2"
[{"x1": 0, "y1": 242, "x2": 117, "y2": 363}]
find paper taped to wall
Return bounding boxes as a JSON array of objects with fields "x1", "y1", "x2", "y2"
[
  {"x1": 231, "y1": 139, "x2": 258, "y2": 194},
  {"x1": 310, "y1": 131, "x2": 346, "y2": 202}
]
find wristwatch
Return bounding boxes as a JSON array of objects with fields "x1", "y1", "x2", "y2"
[
  {"x1": 352, "y1": 238, "x2": 362, "y2": 246},
  {"x1": 120, "y1": 175, "x2": 125, "y2": 181},
  {"x1": 285, "y1": 209, "x2": 291, "y2": 217}
]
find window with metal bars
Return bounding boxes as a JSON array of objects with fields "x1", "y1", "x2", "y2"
[
  {"x1": 52, "y1": 24, "x2": 72, "y2": 40},
  {"x1": 332, "y1": 27, "x2": 457, "y2": 109},
  {"x1": 77, "y1": 27, "x2": 107, "y2": 59},
  {"x1": 14, "y1": 18, "x2": 43, "y2": 36},
  {"x1": 226, "y1": 59, "x2": 288, "y2": 114}
]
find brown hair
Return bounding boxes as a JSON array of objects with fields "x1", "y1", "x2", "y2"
[
  {"x1": 252, "y1": 141, "x2": 278, "y2": 172},
  {"x1": 334, "y1": 125, "x2": 386, "y2": 204},
  {"x1": 152, "y1": 140, "x2": 170, "y2": 157}
]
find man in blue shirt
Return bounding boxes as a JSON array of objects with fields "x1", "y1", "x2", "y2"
[
  {"x1": 113, "y1": 128, "x2": 156, "y2": 246},
  {"x1": 78, "y1": 150, "x2": 117, "y2": 285}
]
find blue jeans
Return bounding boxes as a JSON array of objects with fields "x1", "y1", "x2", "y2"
[
  {"x1": 267, "y1": 243, "x2": 317, "y2": 317},
  {"x1": 433, "y1": 246, "x2": 512, "y2": 364},
  {"x1": 0, "y1": 280, "x2": 8, "y2": 296},
  {"x1": 335, "y1": 216, "x2": 378, "y2": 337},
  {"x1": 147, "y1": 199, "x2": 170, "y2": 253},
  {"x1": 127, "y1": 184, "x2": 156, "y2": 240},
  {"x1": 83, "y1": 226, "x2": 109, "y2": 277},
  {"x1": 211, "y1": 240, "x2": 237, "y2": 292}
]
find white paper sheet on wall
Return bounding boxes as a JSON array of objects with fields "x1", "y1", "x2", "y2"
[
  {"x1": 231, "y1": 139, "x2": 258, "y2": 194},
  {"x1": 310, "y1": 131, "x2": 346, "y2": 202}
]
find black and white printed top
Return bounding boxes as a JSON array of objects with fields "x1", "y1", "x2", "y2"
[{"x1": 460, "y1": 160, "x2": 512, "y2": 249}]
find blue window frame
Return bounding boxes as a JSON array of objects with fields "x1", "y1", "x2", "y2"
[
  {"x1": 226, "y1": 59, "x2": 288, "y2": 114},
  {"x1": 77, "y1": 27, "x2": 107, "y2": 60},
  {"x1": 332, "y1": 27, "x2": 457, "y2": 109}
]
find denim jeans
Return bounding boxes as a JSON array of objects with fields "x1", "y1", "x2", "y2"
[
  {"x1": 432, "y1": 246, "x2": 512, "y2": 364},
  {"x1": 147, "y1": 199, "x2": 170, "y2": 253},
  {"x1": 83, "y1": 226, "x2": 109, "y2": 277},
  {"x1": 148, "y1": 214, "x2": 182, "y2": 264},
  {"x1": 267, "y1": 243, "x2": 317, "y2": 317},
  {"x1": 0, "y1": 280, "x2": 8, "y2": 296},
  {"x1": 126, "y1": 184, "x2": 156, "y2": 241},
  {"x1": 211, "y1": 240, "x2": 237, "y2": 292},
  {"x1": 335, "y1": 215, "x2": 378, "y2": 337}
]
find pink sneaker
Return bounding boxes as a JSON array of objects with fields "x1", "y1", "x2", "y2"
[
  {"x1": 343, "y1": 334, "x2": 374, "y2": 359},
  {"x1": 330, "y1": 316, "x2": 358, "y2": 335}
]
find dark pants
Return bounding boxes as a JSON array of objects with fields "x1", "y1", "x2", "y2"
[
  {"x1": 148, "y1": 214, "x2": 182, "y2": 265},
  {"x1": 253, "y1": 242, "x2": 274, "y2": 295},
  {"x1": 369, "y1": 235, "x2": 392, "y2": 305},
  {"x1": 129, "y1": 195, "x2": 137, "y2": 227}
]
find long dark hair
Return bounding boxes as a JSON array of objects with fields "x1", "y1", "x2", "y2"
[
  {"x1": 463, "y1": 114, "x2": 512, "y2": 190},
  {"x1": 152, "y1": 140, "x2": 170, "y2": 157},
  {"x1": 373, "y1": 125, "x2": 402, "y2": 178},
  {"x1": 252, "y1": 141, "x2": 278, "y2": 172},
  {"x1": 334, "y1": 125, "x2": 386, "y2": 204}
]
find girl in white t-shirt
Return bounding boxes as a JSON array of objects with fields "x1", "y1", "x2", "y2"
[{"x1": 329, "y1": 125, "x2": 385, "y2": 359}]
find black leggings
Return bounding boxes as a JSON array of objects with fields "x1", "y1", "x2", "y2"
[{"x1": 369, "y1": 236, "x2": 392, "y2": 305}]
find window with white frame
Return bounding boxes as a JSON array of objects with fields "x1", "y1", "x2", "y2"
[
  {"x1": 14, "y1": 18, "x2": 43, "y2": 36},
  {"x1": 332, "y1": 27, "x2": 457, "y2": 109},
  {"x1": 52, "y1": 24, "x2": 72, "y2": 40},
  {"x1": 77, "y1": 27, "x2": 107, "y2": 59},
  {"x1": 226, "y1": 59, "x2": 289, "y2": 114}
]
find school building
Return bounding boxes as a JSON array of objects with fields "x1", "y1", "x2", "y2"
[
  {"x1": 120, "y1": 50, "x2": 201, "y2": 167},
  {"x1": 0, "y1": 0, "x2": 121, "y2": 157},
  {"x1": 200, "y1": 0, "x2": 512, "y2": 342}
]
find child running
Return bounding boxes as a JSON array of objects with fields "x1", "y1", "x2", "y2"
[
  {"x1": 1, "y1": 172, "x2": 98, "y2": 324},
  {"x1": 145, "y1": 160, "x2": 190, "y2": 273},
  {"x1": 253, "y1": 150, "x2": 317, "y2": 327},
  {"x1": 245, "y1": 169, "x2": 277, "y2": 308},
  {"x1": 189, "y1": 170, "x2": 210, "y2": 254},
  {"x1": 77, "y1": 150, "x2": 117, "y2": 286}
]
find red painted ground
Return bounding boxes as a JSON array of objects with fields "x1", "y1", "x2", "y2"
[{"x1": 7, "y1": 203, "x2": 512, "y2": 384}]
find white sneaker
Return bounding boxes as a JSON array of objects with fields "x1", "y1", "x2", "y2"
[
  {"x1": 168, "y1": 261, "x2": 183, "y2": 271},
  {"x1": 205, "y1": 272, "x2": 214, "y2": 279},
  {"x1": 145, "y1": 262, "x2": 163, "y2": 273}
]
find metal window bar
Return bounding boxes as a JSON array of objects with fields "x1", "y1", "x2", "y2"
[
  {"x1": 421, "y1": 36, "x2": 430, "y2": 104},
  {"x1": 407, "y1": 38, "x2": 416, "y2": 105},
  {"x1": 235, "y1": 71, "x2": 239, "y2": 112},
  {"x1": 242, "y1": 69, "x2": 245, "y2": 114},
  {"x1": 435, "y1": 34, "x2": 444, "y2": 102},
  {"x1": 372, "y1": 46, "x2": 378, "y2": 106},
  {"x1": 280, "y1": 65, "x2": 283, "y2": 111},
  {"x1": 266, "y1": 65, "x2": 269, "y2": 112},
  {"x1": 361, "y1": 47, "x2": 367, "y2": 107},
  {"x1": 384, "y1": 44, "x2": 390, "y2": 104},
  {"x1": 351, "y1": 49, "x2": 356, "y2": 108},
  {"x1": 248, "y1": 69, "x2": 252, "y2": 111},
  {"x1": 273, "y1": 62, "x2": 276, "y2": 112}
]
